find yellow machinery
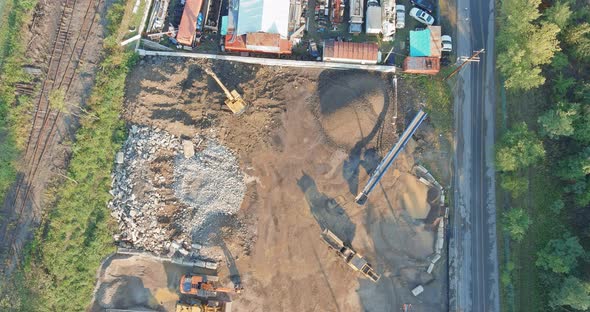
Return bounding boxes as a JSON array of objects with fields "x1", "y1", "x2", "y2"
[
  {"x1": 176, "y1": 301, "x2": 227, "y2": 312},
  {"x1": 205, "y1": 68, "x2": 247, "y2": 114}
]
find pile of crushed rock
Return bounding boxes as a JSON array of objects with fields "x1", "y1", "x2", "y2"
[{"x1": 109, "y1": 125, "x2": 246, "y2": 254}]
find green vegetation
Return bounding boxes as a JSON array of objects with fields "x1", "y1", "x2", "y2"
[
  {"x1": 502, "y1": 208, "x2": 531, "y2": 242},
  {"x1": 404, "y1": 69, "x2": 454, "y2": 133},
  {"x1": 495, "y1": 122, "x2": 545, "y2": 172},
  {"x1": 496, "y1": 0, "x2": 590, "y2": 311},
  {"x1": 549, "y1": 277, "x2": 590, "y2": 310},
  {"x1": 0, "y1": 1, "x2": 136, "y2": 310},
  {"x1": 535, "y1": 235, "x2": 584, "y2": 274},
  {"x1": 499, "y1": 173, "x2": 528, "y2": 199},
  {"x1": 0, "y1": 0, "x2": 37, "y2": 202},
  {"x1": 497, "y1": 0, "x2": 560, "y2": 90}
]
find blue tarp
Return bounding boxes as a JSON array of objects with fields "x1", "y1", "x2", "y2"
[
  {"x1": 410, "y1": 29, "x2": 431, "y2": 57},
  {"x1": 221, "y1": 16, "x2": 228, "y2": 35}
]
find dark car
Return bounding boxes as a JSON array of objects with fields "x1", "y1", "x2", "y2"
[{"x1": 411, "y1": 0, "x2": 435, "y2": 13}]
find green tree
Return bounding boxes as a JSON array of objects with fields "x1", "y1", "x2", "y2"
[
  {"x1": 573, "y1": 105, "x2": 590, "y2": 143},
  {"x1": 565, "y1": 178, "x2": 590, "y2": 207},
  {"x1": 574, "y1": 82, "x2": 590, "y2": 103},
  {"x1": 496, "y1": 122, "x2": 545, "y2": 172},
  {"x1": 549, "y1": 276, "x2": 590, "y2": 310},
  {"x1": 550, "y1": 198, "x2": 564, "y2": 214},
  {"x1": 503, "y1": 208, "x2": 532, "y2": 241},
  {"x1": 544, "y1": 1, "x2": 572, "y2": 29},
  {"x1": 497, "y1": 0, "x2": 561, "y2": 89},
  {"x1": 557, "y1": 147, "x2": 590, "y2": 180},
  {"x1": 549, "y1": 51, "x2": 569, "y2": 71},
  {"x1": 536, "y1": 235, "x2": 585, "y2": 274},
  {"x1": 565, "y1": 23, "x2": 590, "y2": 61},
  {"x1": 552, "y1": 73, "x2": 576, "y2": 99},
  {"x1": 500, "y1": 173, "x2": 529, "y2": 199},
  {"x1": 538, "y1": 102, "x2": 578, "y2": 138}
]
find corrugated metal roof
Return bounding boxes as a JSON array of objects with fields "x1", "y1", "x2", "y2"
[
  {"x1": 236, "y1": 0, "x2": 290, "y2": 38},
  {"x1": 366, "y1": 5, "x2": 382, "y2": 34},
  {"x1": 245, "y1": 32, "x2": 281, "y2": 52},
  {"x1": 225, "y1": 33, "x2": 292, "y2": 54},
  {"x1": 323, "y1": 41, "x2": 379, "y2": 64},
  {"x1": 177, "y1": 0, "x2": 203, "y2": 46}
]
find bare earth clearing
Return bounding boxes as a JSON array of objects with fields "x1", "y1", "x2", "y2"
[{"x1": 92, "y1": 58, "x2": 450, "y2": 312}]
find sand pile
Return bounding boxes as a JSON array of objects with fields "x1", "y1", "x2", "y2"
[{"x1": 317, "y1": 72, "x2": 387, "y2": 149}]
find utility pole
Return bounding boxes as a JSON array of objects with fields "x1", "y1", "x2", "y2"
[{"x1": 444, "y1": 48, "x2": 485, "y2": 81}]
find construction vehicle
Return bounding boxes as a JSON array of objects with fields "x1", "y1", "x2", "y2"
[
  {"x1": 321, "y1": 229, "x2": 381, "y2": 282},
  {"x1": 355, "y1": 109, "x2": 427, "y2": 204},
  {"x1": 176, "y1": 300, "x2": 232, "y2": 312},
  {"x1": 204, "y1": 68, "x2": 247, "y2": 114},
  {"x1": 180, "y1": 275, "x2": 242, "y2": 298}
]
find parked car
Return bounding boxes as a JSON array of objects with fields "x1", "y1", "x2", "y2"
[
  {"x1": 411, "y1": 0, "x2": 435, "y2": 13},
  {"x1": 308, "y1": 40, "x2": 320, "y2": 60},
  {"x1": 396, "y1": 5, "x2": 406, "y2": 29},
  {"x1": 442, "y1": 35, "x2": 452, "y2": 52},
  {"x1": 409, "y1": 7, "x2": 434, "y2": 26}
]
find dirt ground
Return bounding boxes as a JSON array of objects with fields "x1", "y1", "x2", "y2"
[{"x1": 96, "y1": 58, "x2": 450, "y2": 311}]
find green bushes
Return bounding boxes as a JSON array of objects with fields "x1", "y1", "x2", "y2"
[
  {"x1": 412, "y1": 72, "x2": 453, "y2": 133},
  {"x1": 0, "y1": 0, "x2": 37, "y2": 202}
]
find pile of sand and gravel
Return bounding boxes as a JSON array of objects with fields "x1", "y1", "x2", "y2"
[{"x1": 108, "y1": 125, "x2": 246, "y2": 254}]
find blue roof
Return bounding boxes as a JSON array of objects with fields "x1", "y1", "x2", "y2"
[
  {"x1": 410, "y1": 29, "x2": 431, "y2": 57},
  {"x1": 221, "y1": 16, "x2": 228, "y2": 35}
]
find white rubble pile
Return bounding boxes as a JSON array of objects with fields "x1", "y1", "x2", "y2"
[
  {"x1": 173, "y1": 141, "x2": 246, "y2": 237},
  {"x1": 109, "y1": 125, "x2": 246, "y2": 254}
]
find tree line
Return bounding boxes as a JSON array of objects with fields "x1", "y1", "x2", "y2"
[{"x1": 496, "y1": 0, "x2": 590, "y2": 310}]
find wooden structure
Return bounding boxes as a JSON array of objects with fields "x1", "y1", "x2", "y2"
[{"x1": 402, "y1": 56, "x2": 440, "y2": 75}]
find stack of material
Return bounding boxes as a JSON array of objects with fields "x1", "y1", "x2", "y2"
[
  {"x1": 109, "y1": 125, "x2": 246, "y2": 254},
  {"x1": 147, "y1": 0, "x2": 170, "y2": 32}
]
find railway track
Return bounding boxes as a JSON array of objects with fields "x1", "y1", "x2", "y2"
[{"x1": 1, "y1": 0, "x2": 102, "y2": 273}]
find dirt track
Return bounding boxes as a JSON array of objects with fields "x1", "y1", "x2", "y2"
[{"x1": 101, "y1": 59, "x2": 450, "y2": 312}]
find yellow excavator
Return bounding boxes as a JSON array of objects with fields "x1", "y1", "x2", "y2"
[{"x1": 204, "y1": 68, "x2": 247, "y2": 114}]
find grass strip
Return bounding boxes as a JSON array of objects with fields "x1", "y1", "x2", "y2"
[{"x1": 0, "y1": 0, "x2": 37, "y2": 203}]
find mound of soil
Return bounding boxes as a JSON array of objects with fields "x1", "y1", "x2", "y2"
[{"x1": 316, "y1": 71, "x2": 388, "y2": 149}]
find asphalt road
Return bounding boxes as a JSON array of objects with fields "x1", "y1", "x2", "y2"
[{"x1": 451, "y1": 0, "x2": 500, "y2": 310}]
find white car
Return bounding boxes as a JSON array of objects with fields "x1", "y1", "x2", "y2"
[
  {"x1": 409, "y1": 7, "x2": 434, "y2": 26},
  {"x1": 442, "y1": 35, "x2": 452, "y2": 52},
  {"x1": 396, "y1": 5, "x2": 406, "y2": 29}
]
